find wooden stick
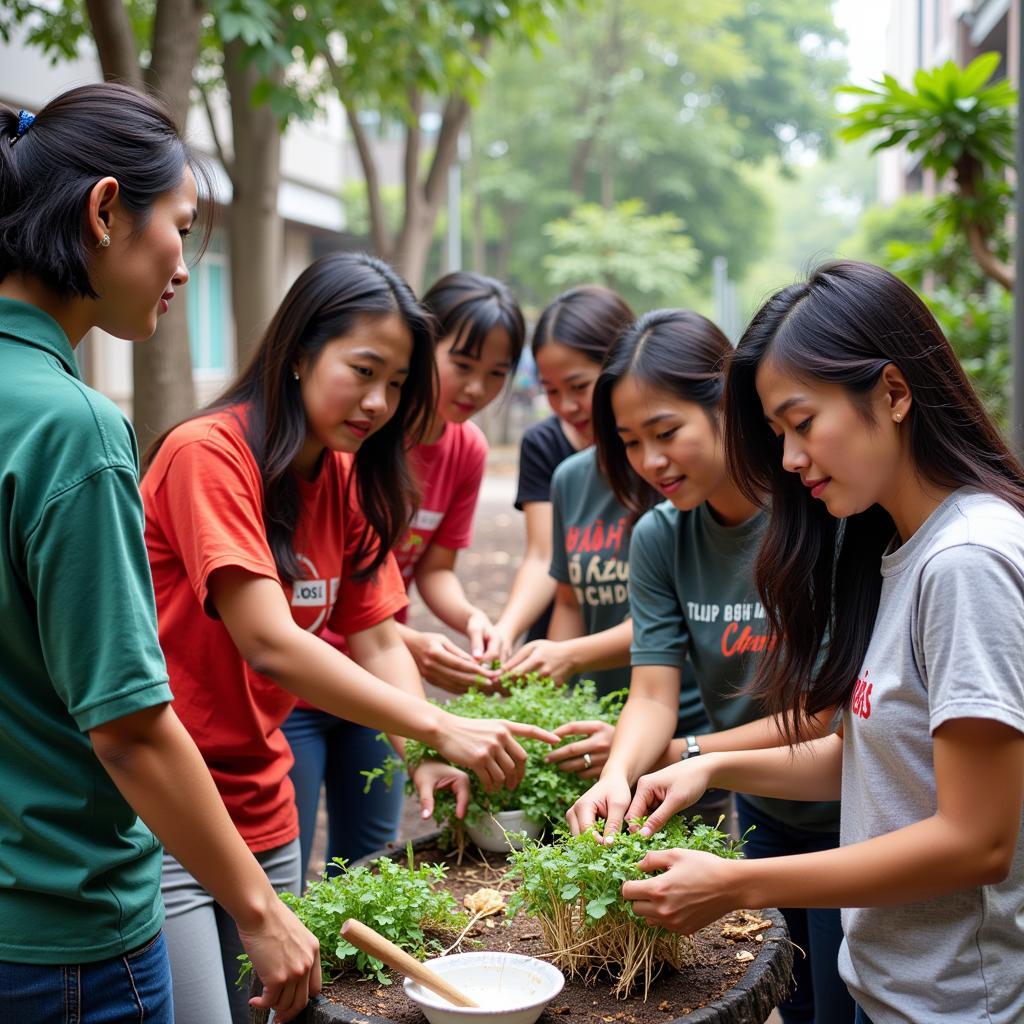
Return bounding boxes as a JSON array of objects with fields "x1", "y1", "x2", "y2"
[{"x1": 340, "y1": 918, "x2": 479, "y2": 1008}]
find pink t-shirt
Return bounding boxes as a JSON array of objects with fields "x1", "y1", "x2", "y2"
[{"x1": 396, "y1": 420, "x2": 489, "y2": 585}]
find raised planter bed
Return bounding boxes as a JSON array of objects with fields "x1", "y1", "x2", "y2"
[{"x1": 251, "y1": 832, "x2": 792, "y2": 1024}]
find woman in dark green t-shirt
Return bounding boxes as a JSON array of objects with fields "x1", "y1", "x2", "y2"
[
  {"x1": 567, "y1": 310, "x2": 853, "y2": 1024},
  {"x1": 0, "y1": 84, "x2": 318, "y2": 1022}
]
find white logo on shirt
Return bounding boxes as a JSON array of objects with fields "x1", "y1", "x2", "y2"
[{"x1": 291, "y1": 554, "x2": 340, "y2": 633}]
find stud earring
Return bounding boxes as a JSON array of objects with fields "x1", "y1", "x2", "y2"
[
  {"x1": 293, "y1": 370, "x2": 300, "y2": 381},
  {"x1": 894, "y1": 413, "x2": 902, "y2": 422},
  {"x1": 98, "y1": 233, "x2": 110, "y2": 248}
]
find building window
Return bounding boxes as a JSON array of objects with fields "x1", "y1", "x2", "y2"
[{"x1": 186, "y1": 229, "x2": 232, "y2": 377}]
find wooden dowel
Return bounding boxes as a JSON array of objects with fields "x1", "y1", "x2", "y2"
[{"x1": 340, "y1": 918, "x2": 479, "y2": 1008}]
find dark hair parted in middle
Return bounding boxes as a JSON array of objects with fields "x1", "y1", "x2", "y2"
[
  {"x1": 531, "y1": 284, "x2": 635, "y2": 364},
  {"x1": 593, "y1": 309, "x2": 733, "y2": 517},
  {"x1": 422, "y1": 271, "x2": 526, "y2": 374},
  {"x1": 0, "y1": 82, "x2": 211, "y2": 299},
  {"x1": 724, "y1": 259, "x2": 1024, "y2": 740},
  {"x1": 147, "y1": 251, "x2": 435, "y2": 582}
]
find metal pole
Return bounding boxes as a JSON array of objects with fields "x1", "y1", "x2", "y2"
[{"x1": 1013, "y1": 0, "x2": 1024, "y2": 452}]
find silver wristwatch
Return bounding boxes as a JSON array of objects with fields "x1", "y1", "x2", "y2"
[{"x1": 680, "y1": 734, "x2": 701, "y2": 760}]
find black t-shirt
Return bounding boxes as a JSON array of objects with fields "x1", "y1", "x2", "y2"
[
  {"x1": 514, "y1": 416, "x2": 579, "y2": 640},
  {"x1": 515, "y1": 416, "x2": 577, "y2": 509}
]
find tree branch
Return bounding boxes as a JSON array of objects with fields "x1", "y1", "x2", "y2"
[
  {"x1": 423, "y1": 94, "x2": 470, "y2": 208},
  {"x1": 404, "y1": 88, "x2": 424, "y2": 213},
  {"x1": 956, "y1": 157, "x2": 1015, "y2": 291},
  {"x1": 324, "y1": 52, "x2": 392, "y2": 258},
  {"x1": 84, "y1": 0, "x2": 142, "y2": 86},
  {"x1": 197, "y1": 78, "x2": 237, "y2": 191}
]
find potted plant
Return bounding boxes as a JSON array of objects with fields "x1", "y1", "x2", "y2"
[{"x1": 363, "y1": 673, "x2": 624, "y2": 851}]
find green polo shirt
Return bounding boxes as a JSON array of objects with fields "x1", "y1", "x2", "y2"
[
  {"x1": 0, "y1": 298, "x2": 172, "y2": 963},
  {"x1": 630, "y1": 500, "x2": 840, "y2": 833}
]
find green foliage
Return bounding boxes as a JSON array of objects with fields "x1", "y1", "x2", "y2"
[
  {"x1": 240, "y1": 852, "x2": 468, "y2": 985},
  {"x1": 838, "y1": 54, "x2": 1016, "y2": 180},
  {"x1": 470, "y1": 0, "x2": 847, "y2": 301},
  {"x1": 364, "y1": 674, "x2": 624, "y2": 837},
  {"x1": 506, "y1": 818, "x2": 746, "y2": 996},
  {"x1": 507, "y1": 817, "x2": 745, "y2": 925},
  {"x1": 542, "y1": 200, "x2": 699, "y2": 310}
]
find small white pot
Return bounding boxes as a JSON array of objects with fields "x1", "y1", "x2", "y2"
[{"x1": 464, "y1": 810, "x2": 542, "y2": 852}]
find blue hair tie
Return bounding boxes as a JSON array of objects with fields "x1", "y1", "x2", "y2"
[{"x1": 17, "y1": 110, "x2": 35, "y2": 137}]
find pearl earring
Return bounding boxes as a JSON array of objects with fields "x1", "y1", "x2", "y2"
[
  {"x1": 895, "y1": 413, "x2": 902, "y2": 422},
  {"x1": 293, "y1": 370, "x2": 300, "y2": 381},
  {"x1": 98, "y1": 233, "x2": 110, "y2": 248}
]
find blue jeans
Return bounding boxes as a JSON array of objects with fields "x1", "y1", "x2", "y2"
[
  {"x1": 854, "y1": 1009, "x2": 873, "y2": 1024},
  {"x1": 282, "y1": 707, "x2": 406, "y2": 877},
  {"x1": 736, "y1": 795, "x2": 855, "y2": 1024},
  {"x1": 0, "y1": 931, "x2": 172, "y2": 1022}
]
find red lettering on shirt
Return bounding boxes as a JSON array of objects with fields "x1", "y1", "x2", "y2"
[
  {"x1": 720, "y1": 622, "x2": 774, "y2": 657},
  {"x1": 851, "y1": 671, "x2": 873, "y2": 719}
]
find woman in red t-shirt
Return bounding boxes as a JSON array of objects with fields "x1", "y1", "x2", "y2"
[
  {"x1": 284, "y1": 271, "x2": 529, "y2": 876},
  {"x1": 141, "y1": 253, "x2": 556, "y2": 1024}
]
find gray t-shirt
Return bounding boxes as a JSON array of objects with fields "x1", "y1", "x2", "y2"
[
  {"x1": 839, "y1": 489, "x2": 1024, "y2": 1023},
  {"x1": 630, "y1": 500, "x2": 840, "y2": 832}
]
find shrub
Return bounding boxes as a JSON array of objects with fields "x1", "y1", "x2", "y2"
[{"x1": 239, "y1": 849, "x2": 468, "y2": 985}]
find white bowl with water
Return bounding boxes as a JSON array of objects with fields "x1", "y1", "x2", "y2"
[{"x1": 403, "y1": 951, "x2": 565, "y2": 1024}]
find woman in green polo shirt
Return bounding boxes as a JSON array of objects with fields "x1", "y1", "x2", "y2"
[
  {"x1": 566, "y1": 309, "x2": 853, "y2": 1024},
  {"x1": 0, "y1": 85, "x2": 318, "y2": 1022}
]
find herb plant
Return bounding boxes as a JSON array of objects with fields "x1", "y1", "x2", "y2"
[
  {"x1": 506, "y1": 818, "x2": 747, "y2": 998},
  {"x1": 364, "y1": 673, "x2": 624, "y2": 841},
  {"x1": 239, "y1": 849, "x2": 468, "y2": 985}
]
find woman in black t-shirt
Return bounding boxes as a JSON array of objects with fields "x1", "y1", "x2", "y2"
[{"x1": 489, "y1": 286, "x2": 633, "y2": 651}]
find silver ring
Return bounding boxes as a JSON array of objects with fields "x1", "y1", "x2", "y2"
[{"x1": 582, "y1": 752, "x2": 592, "y2": 769}]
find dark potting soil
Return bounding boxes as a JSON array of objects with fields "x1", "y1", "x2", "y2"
[{"x1": 321, "y1": 840, "x2": 785, "y2": 1024}]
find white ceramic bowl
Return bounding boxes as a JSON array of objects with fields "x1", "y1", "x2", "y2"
[
  {"x1": 464, "y1": 810, "x2": 543, "y2": 852},
  {"x1": 403, "y1": 951, "x2": 565, "y2": 1024}
]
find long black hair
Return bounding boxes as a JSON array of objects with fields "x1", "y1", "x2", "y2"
[
  {"x1": 422, "y1": 271, "x2": 526, "y2": 375},
  {"x1": 0, "y1": 83, "x2": 211, "y2": 298},
  {"x1": 532, "y1": 284, "x2": 634, "y2": 364},
  {"x1": 147, "y1": 252, "x2": 435, "y2": 582},
  {"x1": 592, "y1": 309, "x2": 734, "y2": 518},
  {"x1": 725, "y1": 260, "x2": 1024, "y2": 739}
]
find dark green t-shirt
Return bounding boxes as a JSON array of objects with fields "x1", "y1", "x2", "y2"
[
  {"x1": 630, "y1": 500, "x2": 840, "y2": 832},
  {"x1": 0, "y1": 298, "x2": 172, "y2": 963}
]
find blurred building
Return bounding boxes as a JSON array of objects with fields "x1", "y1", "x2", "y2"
[
  {"x1": 0, "y1": 29, "x2": 409, "y2": 411},
  {"x1": 880, "y1": 0, "x2": 1019, "y2": 203}
]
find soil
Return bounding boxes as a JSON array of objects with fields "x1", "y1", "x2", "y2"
[{"x1": 321, "y1": 839, "x2": 787, "y2": 1024}]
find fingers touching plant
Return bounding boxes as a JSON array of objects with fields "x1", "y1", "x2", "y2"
[
  {"x1": 506, "y1": 819, "x2": 747, "y2": 999},
  {"x1": 364, "y1": 673, "x2": 624, "y2": 840}
]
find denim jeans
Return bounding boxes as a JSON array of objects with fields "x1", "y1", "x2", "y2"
[
  {"x1": 0, "y1": 931, "x2": 172, "y2": 1023},
  {"x1": 282, "y1": 707, "x2": 406, "y2": 877},
  {"x1": 736, "y1": 794, "x2": 855, "y2": 1024},
  {"x1": 854, "y1": 1008, "x2": 874, "y2": 1024}
]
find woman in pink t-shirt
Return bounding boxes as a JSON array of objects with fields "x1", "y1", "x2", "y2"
[{"x1": 284, "y1": 271, "x2": 527, "y2": 876}]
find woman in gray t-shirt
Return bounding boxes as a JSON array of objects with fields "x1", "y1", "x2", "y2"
[
  {"x1": 567, "y1": 308, "x2": 852, "y2": 1024},
  {"x1": 619, "y1": 262, "x2": 1024, "y2": 1024}
]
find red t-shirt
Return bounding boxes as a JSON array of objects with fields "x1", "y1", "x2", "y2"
[{"x1": 141, "y1": 407, "x2": 407, "y2": 852}]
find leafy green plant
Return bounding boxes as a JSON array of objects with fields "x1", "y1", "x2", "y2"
[
  {"x1": 364, "y1": 674, "x2": 624, "y2": 841},
  {"x1": 239, "y1": 849, "x2": 467, "y2": 985},
  {"x1": 838, "y1": 53, "x2": 1016, "y2": 291},
  {"x1": 506, "y1": 818, "x2": 747, "y2": 998}
]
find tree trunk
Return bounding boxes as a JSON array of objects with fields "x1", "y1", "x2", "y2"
[
  {"x1": 955, "y1": 157, "x2": 1015, "y2": 291},
  {"x1": 224, "y1": 37, "x2": 285, "y2": 365},
  {"x1": 85, "y1": 0, "x2": 203, "y2": 445}
]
